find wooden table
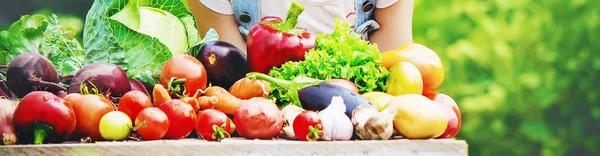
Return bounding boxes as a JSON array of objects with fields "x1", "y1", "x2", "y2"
[{"x1": 0, "y1": 138, "x2": 467, "y2": 156}]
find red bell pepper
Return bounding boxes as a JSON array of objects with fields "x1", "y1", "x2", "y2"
[
  {"x1": 247, "y1": 2, "x2": 315, "y2": 74},
  {"x1": 13, "y1": 91, "x2": 76, "y2": 144}
]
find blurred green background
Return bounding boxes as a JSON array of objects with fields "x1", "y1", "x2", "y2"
[{"x1": 1, "y1": 0, "x2": 598, "y2": 155}]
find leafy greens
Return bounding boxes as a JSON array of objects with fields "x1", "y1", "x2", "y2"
[
  {"x1": 268, "y1": 19, "x2": 389, "y2": 107},
  {"x1": 82, "y1": 0, "x2": 203, "y2": 86},
  {"x1": 0, "y1": 14, "x2": 85, "y2": 75}
]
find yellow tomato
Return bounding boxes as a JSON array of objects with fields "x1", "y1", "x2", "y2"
[{"x1": 385, "y1": 62, "x2": 424, "y2": 96}]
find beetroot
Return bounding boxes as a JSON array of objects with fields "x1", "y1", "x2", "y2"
[
  {"x1": 129, "y1": 79, "x2": 152, "y2": 96},
  {"x1": 6, "y1": 52, "x2": 66, "y2": 98},
  {"x1": 68, "y1": 62, "x2": 131, "y2": 103}
]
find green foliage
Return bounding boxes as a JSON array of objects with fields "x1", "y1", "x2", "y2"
[
  {"x1": 82, "y1": 0, "x2": 201, "y2": 86},
  {"x1": 0, "y1": 14, "x2": 84, "y2": 75},
  {"x1": 412, "y1": 0, "x2": 600, "y2": 155}
]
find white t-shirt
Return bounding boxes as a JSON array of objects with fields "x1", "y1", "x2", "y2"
[{"x1": 200, "y1": 0, "x2": 398, "y2": 36}]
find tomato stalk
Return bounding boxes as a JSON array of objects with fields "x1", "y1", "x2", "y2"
[
  {"x1": 79, "y1": 80, "x2": 117, "y2": 109},
  {"x1": 211, "y1": 124, "x2": 230, "y2": 142},
  {"x1": 131, "y1": 121, "x2": 146, "y2": 131},
  {"x1": 305, "y1": 124, "x2": 324, "y2": 141},
  {"x1": 33, "y1": 121, "x2": 54, "y2": 145},
  {"x1": 167, "y1": 78, "x2": 187, "y2": 98}
]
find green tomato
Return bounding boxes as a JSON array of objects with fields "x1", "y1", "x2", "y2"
[{"x1": 99, "y1": 111, "x2": 132, "y2": 141}]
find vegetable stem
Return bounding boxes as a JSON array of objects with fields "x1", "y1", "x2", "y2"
[
  {"x1": 306, "y1": 124, "x2": 324, "y2": 141},
  {"x1": 3, "y1": 133, "x2": 17, "y2": 145},
  {"x1": 246, "y1": 72, "x2": 292, "y2": 88},
  {"x1": 275, "y1": 2, "x2": 305, "y2": 32},
  {"x1": 211, "y1": 124, "x2": 230, "y2": 142},
  {"x1": 247, "y1": 72, "x2": 322, "y2": 107},
  {"x1": 33, "y1": 122, "x2": 53, "y2": 145},
  {"x1": 167, "y1": 78, "x2": 187, "y2": 98}
]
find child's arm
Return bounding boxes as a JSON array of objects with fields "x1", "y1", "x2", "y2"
[
  {"x1": 187, "y1": 0, "x2": 248, "y2": 53},
  {"x1": 369, "y1": 0, "x2": 414, "y2": 52}
]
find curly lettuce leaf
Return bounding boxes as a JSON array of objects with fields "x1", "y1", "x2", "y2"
[
  {"x1": 268, "y1": 19, "x2": 389, "y2": 107},
  {"x1": 0, "y1": 14, "x2": 84, "y2": 75},
  {"x1": 83, "y1": 0, "x2": 201, "y2": 86}
]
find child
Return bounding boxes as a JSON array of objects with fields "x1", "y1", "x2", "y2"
[{"x1": 186, "y1": 0, "x2": 414, "y2": 53}]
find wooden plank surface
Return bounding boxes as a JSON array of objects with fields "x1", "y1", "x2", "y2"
[{"x1": 0, "y1": 138, "x2": 468, "y2": 156}]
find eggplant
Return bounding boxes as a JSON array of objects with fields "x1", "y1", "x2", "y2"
[
  {"x1": 246, "y1": 72, "x2": 375, "y2": 119},
  {"x1": 196, "y1": 41, "x2": 249, "y2": 90},
  {"x1": 299, "y1": 82, "x2": 372, "y2": 117}
]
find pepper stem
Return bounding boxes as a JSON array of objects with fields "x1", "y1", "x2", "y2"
[
  {"x1": 276, "y1": 2, "x2": 305, "y2": 32},
  {"x1": 33, "y1": 122, "x2": 53, "y2": 145}
]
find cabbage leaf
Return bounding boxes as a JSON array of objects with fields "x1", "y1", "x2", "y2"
[{"x1": 83, "y1": 0, "x2": 202, "y2": 86}]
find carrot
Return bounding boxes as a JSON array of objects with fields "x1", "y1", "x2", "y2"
[
  {"x1": 227, "y1": 118, "x2": 236, "y2": 135},
  {"x1": 197, "y1": 96, "x2": 218, "y2": 110},
  {"x1": 203, "y1": 86, "x2": 245, "y2": 115},
  {"x1": 152, "y1": 84, "x2": 171, "y2": 107},
  {"x1": 181, "y1": 89, "x2": 203, "y2": 112}
]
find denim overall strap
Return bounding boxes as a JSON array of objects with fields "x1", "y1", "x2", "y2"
[
  {"x1": 231, "y1": 0, "x2": 260, "y2": 39},
  {"x1": 353, "y1": 0, "x2": 380, "y2": 40}
]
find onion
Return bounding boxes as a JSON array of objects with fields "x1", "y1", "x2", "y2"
[{"x1": 318, "y1": 96, "x2": 353, "y2": 141}]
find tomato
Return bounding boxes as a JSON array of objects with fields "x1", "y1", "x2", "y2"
[
  {"x1": 293, "y1": 110, "x2": 324, "y2": 141},
  {"x1": 99, "y1": 111, "x2": 132, "y2": 141},
  {"x1": 381, "y1": 43, "x2": 444, "y2": 99},
  {"x1": 195, "y1": 109, "x2": 232, "y2": 142},
  {"x1": 64, "y1": 93, "x2": 114, "y2": 141},
  {"x1": 118, "y1": 91, "x2": 153, "y2": 124},
  {"x1": 434, "y1": 93, "x2": 461, "y2": 138},
  {"x1": 158, "y1": 99, "x2": 197, "y2": 139},
  {"x1": 386, "y1": 62, "x2": 424, "y2": 96},
  {"x1": 134, "y1": 107, "x2": 170, "y2": 140},
  {"x1": 159, "y1": 54, "x2": 208, "y2": 97},
  {"x1": 233, "y1": 98, "x2": 284, "y2": 139}
]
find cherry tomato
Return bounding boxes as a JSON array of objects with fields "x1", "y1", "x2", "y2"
[
  {"x1": 158, "y1": 99, "x2": 197, "y2": 139},
  {"x1": 134, "y1": 107, "x2": 170, "y2": 140},
  {"x1": 293, "y1": 110, "x2": 324, "y2": 141},
  {"x1": 195, "y1": 109, "x2": 232, "y2": 142},
  {"x1": 159, "y1": 54, "x2": 208, "y2": 97},
  {"x1": 64, "y1": 93, "x2": 114, "y2": 141},
  {"x1": 118, "y1": 91, "x2": 153, "y2": 123}
]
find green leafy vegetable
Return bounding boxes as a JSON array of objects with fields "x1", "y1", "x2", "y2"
[
  {"x1": 82, "y1": 0, "x2": 202, "y2": 86},
  {"x1": 0, "y1": 14, "x2": 84, "y2": 75},
  {"x1": 186, "y1": 28, "x2": 219, "y2": 57},
  {"x1": 268, "y1": 19, "x2": 389, "y2": 107}
]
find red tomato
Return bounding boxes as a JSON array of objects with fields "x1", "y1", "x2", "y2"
[
  {"x1": 195, "y1": 109, "x2": 232, "y2": 142},
  {"x1": 159, "y1": 54, "x2": 208, "y2": 97},
  {"x1": 293, "y1": 111, "x2": 324, "y2": 141},
  {"x1": 134, "y1": 107, "x2": 170, "y2": 140},
  {"x1": 434, "y1": 93, "x2": 462, "y2": 138},
  {"x1": 118, "y1": 91, "x2": 153, "y2": 123},
  {"x1": 158, "y1": 99, "x2": 197, "y2": 139},
  {"x1": 64, "y1": 93, "x2": 114, "y2": 141}
]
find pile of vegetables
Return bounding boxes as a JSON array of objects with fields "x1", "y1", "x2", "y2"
[{"x1": 0, "y1": 0, "x2": 463, "y2": 145}]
